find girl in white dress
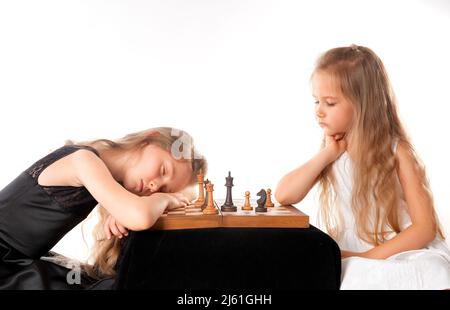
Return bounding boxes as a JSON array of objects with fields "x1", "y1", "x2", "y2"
[{"x1": 275, "y1": 45, "x2": 450, "y2": 289}]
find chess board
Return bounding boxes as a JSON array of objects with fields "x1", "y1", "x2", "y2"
[{"x1": 151, "y1": 199, "x2": 309, "y2": 230}]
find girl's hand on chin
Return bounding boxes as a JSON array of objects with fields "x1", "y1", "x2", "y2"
[
  {"x1": 333, "y1": 132, "x2": 346, "y2": 141},
  {"x1": 324, "y1": 132, "x2": 347, "y2": 163}
]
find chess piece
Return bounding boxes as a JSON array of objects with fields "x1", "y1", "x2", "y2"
[
  {"x1": 241, "y1": 191, "x2": 253, "y2": 211},
  {"x1": 221, "y1": 171, "x2": 237, "y2": 212},
  {"x1": 255, "y1": 188, "x2": 267, "y2": 213},
  {"x1": 265, "y1": 188, "x2": 274, "y2": 208},
  {"x1": 201, "y1": 179, "x2": 210, "y2": 210},
  {"x1": 203, "y1": 183, "x2": 218, "y2": 215},
  {"x1": 194, "y1": 170, "x2": 205, "y2": 207}
]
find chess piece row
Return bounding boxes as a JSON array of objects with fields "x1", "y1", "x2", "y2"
[
  {"x1": 193, "y1": 170, "x2": 275, "y2": 215},
  {"x1": 241, "y1": 188, "x2": 274, "y2": 212}
]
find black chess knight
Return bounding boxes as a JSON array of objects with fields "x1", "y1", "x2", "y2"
[
  {"x1": 221, "y1": 171, "x2": 237, "y2": 212},
  {"x1": 255, "y1": 189, "x2": 268, "y2": 213}
]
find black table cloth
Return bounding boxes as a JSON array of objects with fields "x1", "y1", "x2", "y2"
[{"x1": 114, "y1": 225, "x2": 341, "y2": 290}]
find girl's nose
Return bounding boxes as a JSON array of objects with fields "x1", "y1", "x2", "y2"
[
  {"x1": 316, "y1": 106, "x2": 325, "y2": 118},
  {"x1": 149, "y1": 181, "x2": 159, "y2": 192}
]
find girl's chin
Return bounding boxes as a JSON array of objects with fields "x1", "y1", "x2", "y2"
[{"x1": 322, "y1": 128, "x2": 335, "y2": 135}]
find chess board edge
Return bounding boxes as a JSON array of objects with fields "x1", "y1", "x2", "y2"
[
  {"x1": 151, "y1": 204, "x2": 309, "y2": 230},
  {"x1": 221, "y1": 206, "x2": 309, "y2": 228}
]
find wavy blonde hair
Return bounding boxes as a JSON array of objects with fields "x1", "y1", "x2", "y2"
[
  {"x1": 65, "y1": 127, "x2": 207, "y2": 279},
  {"x1": 314, "y1": 45, "x2": 443, "y2": 245}
]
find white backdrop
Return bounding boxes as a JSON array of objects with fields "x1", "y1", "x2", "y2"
[{"x1": 0, "y1": 0, "x2": 449, "y2": 262}]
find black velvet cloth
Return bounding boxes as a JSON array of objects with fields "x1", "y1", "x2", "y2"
[{"x1": 114, "y1": 226, "x2": 341, "y2": 290}]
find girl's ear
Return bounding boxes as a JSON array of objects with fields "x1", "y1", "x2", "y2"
[{"x1": 140, "y1": 131, "x2": 161, "y2": 147}]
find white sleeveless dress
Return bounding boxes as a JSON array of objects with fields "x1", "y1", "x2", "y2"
[{"x1": 331, "y1": 143, "x2": 450, "y2": 290}]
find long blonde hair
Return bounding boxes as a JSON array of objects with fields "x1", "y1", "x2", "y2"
[
  {"x1": 65, "y1": 127, "x2": 207, "y2": 278},
  {"x1": 315, "y1": 45, "x2": 443, "y2": 245}
]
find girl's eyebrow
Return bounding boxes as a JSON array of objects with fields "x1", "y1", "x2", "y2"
[{"x1": 313, "y1": 94, "x2": 338, "y2": 99}]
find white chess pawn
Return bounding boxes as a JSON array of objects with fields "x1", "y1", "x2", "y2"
[
  {"x1": 241, "y1": 191, "x2": 253, "y2": 211},
  {"x1": 266, "y1": 188, "x2": 275, "y2": 208}
]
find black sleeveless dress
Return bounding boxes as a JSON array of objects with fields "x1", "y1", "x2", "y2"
[{"x1": 0, "y1": 145, "x2": 114, "y2": 289}]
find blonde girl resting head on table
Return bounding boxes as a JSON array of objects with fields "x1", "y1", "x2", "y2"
[
  {"x1": 0, "y1": 127, "x2": 206, "y2": 289},
  {"x1": 71, "y1": 127, "x2": 207, "y2": 278}
]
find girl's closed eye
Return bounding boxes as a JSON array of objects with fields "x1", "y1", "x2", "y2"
[
  {"x1": 314, "y1": 100, "x2": 336, "y2": 107},
  {"x1": 160, "y1": 164, "x2": 166, "y2": 176}
]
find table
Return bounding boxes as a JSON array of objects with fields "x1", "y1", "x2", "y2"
[{"x1": 114, "y1": 225, "x2": 341, "y2": 290}]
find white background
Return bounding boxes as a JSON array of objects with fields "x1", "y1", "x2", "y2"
[{"x1": 0, "y1": 0, "x2": 449, "y2": 262}]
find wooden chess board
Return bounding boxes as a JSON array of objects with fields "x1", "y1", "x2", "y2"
[{"x1": 151, "y1": 199, "x2": 309, "y2": 230}]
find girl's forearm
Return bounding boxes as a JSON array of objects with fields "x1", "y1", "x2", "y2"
[
  {"x1": 363, "y1": 224, "x2": 436, "y2": 259},
  {"x1": 275, "y1": 149, "x2": 333, "y2": 205},
  {"x1": 131, "y1": 193, "x2": 169, "y2": 230}
]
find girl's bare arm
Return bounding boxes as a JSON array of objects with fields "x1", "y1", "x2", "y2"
[
  {"x1": 72, "y1": 150, "x2": 185, "y2": 231},
  {"x1": 350, "y1": 142, "x2": 438, "y2": 259},
  {"x1": 275, "y1": 134, "x2": 347, "y2": 205},
  {"x1": 275, "y1": 149, "x2": 334, "y2": 205}
]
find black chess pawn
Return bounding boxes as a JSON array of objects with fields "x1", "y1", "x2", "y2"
[
  {"x1": 201, "y1": 179, "x2": 210, "y2": 210},
  {"x1": 221, "y1": 171, "x2": 237, "y2": 212},
  {"x1": 255, "y1": 188, "x2": 268, "y2": 213}
]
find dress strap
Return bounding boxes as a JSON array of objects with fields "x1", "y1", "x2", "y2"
[{"x1": 25, "y1": 145, "x2": 100, "y2": 181}]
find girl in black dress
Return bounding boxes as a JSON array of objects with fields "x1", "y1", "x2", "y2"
[{"x1": 0, "y1": 127, "x2": 207, "y2": 289}]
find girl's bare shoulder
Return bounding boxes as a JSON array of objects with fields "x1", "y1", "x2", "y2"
[{"x1": 37, "y1": 149, "x2": 100, "y2": 187}]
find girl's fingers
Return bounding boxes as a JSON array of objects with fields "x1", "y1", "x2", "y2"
[
  {"x1": 172, "y1": 194, "x2": 183, "y2": 200},
  {"x1": 170, "y1": 193, "x2": 190, "y2": 206},
  {"x1": 168, "y1": 205, "x2": 183, "y2": 211},
  {"x1": 176, "y1": 201, "x2": 187, "y2": 208},
  {"x1": 113, "y1": 222, "x2": 124, "y2": 238},
  {"x1": 175, "y1": 193, "x2": 189, "y2": 200},
  {"x1": 104, "y1": 223, "x2": 112, "y2": 240},
  {"x1": 325, "y1": 135, "x2": 335, "y2": 144},
  {"x1": 334, "y1": 133, "x2": 345, "y2": 140},
  {"x1": 109, "y1": 221, "x2": 122, "y2": 238},
  {"x1": 105, "y1": 214, "x2": 130, "y2": 238},
  {"x1": 116, "y1": 223, "x2": 129, "y2": 236}
]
